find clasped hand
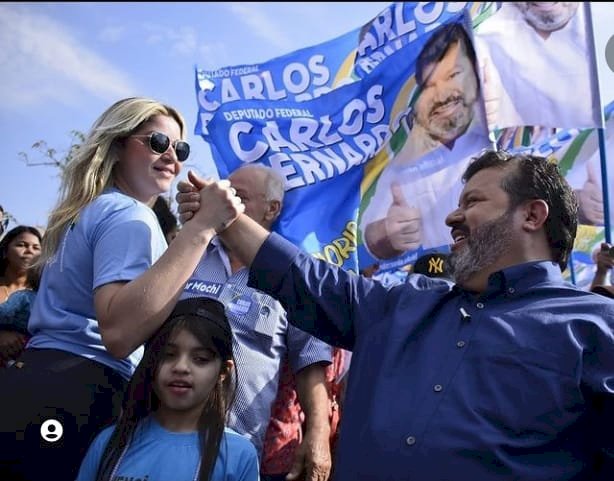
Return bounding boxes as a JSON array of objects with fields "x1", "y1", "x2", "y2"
[{"x1": 176, "y1": 171, "x2": 244, "y2": 233}]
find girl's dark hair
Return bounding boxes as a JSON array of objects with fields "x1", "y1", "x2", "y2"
[
  {"x1": 0, "y1": 225, "x2": 43, "y2": 285},
  {"x1": 95, "y1": 297, "x2": 236, "y2": 481}
]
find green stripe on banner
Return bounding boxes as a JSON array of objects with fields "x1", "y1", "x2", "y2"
[{"x1": 558, "y1": 129, "x2": 594, "y2": 177}]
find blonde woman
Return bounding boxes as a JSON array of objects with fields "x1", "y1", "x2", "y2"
[{"x1": 0, "y1": 97, "x2": 243, "y2": 481}]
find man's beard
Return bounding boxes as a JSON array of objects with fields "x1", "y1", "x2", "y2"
[
  {"x1": 447, "y1": 210, "x2": 514, "y2": 286},
  {"x1": 425, "y1": 95, "x2": 474, "y2": 144},
  {"x1": 516, "y1": 2, "x2": 579, "y2": 32}
]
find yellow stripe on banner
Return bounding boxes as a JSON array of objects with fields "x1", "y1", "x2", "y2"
[
  {"x1": 361, "y1": 148, "x2": 390, "y2": 195},
  {"x1": 332, "y1": 49, "x2": 359, "y2": 87},
  {"x1": 390, "y1": 77, "x2": 417, "y2": 131},
  {"x1": 574, "y1": 225, "x2": 603, "y2": 254},
  {"x1": 361, "y1": 76, "x2": 418, "y2": 196}
]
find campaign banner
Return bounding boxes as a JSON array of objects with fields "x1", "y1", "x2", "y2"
[
  {"x1": 207, "y1": 12, "x2": 492, "y2": 273},
  {"x1": 194, "y1": 3, "x2": 495, "y2": 148},
  {"x1": 197, "y1": 2, "x2": 610, "y2": 286},
  {"x1": 501, "y1": 102, "x2": 614, "y2": 289},
  {"x1": 474, "y1": 2, "x2": 602, "y2": 131}
]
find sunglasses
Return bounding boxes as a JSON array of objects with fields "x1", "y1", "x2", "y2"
[{"x1": 131, "y1": 131, "x2": 190, "y2": 162}]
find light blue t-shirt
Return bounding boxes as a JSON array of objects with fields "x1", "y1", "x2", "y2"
[
  {"x1": 75, "y1": 416, "x2": 260, "y2": 481},
  {"x1": 27, "y1": 188, "x2": 167, "y2": 379}
]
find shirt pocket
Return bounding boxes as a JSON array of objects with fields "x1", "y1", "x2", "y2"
[
  {"x1": 462, "y1": 343, "x2": 583, "y2": 437},
  {"x1": 229, "y1": 290, "x2": 284, "y2": 354},
  {"x1": 251, "y1": 291, "x2": 283, "y2": 339}
]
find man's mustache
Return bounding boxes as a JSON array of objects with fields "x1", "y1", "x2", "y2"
[{"x1": 429, "y1": 94, "x2": 465, "y2": 116}]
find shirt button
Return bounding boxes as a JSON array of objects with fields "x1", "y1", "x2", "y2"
[
  {"x1": 406, "y1": 436, "x2": 416, "y2": 446},
  {"x1": 507, "y1": 287, "x2": 515, "y2": 294},
  {"x1": 434, "y1": 384, "x2": 443, "y2": 392},
  {"x1": 476, "y1": 302, "x2": 484, "y2": 309},
  {"x1": 456, "y1": 340, "x2": 466, "y2": 348}
]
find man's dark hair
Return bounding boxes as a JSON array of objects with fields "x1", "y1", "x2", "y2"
[
  {"x1": 415, "y1": 22, "x2": 478, "y2": 88},
  {"x1": 463, "y1": 150, "x2": 578, "y2": 270}
]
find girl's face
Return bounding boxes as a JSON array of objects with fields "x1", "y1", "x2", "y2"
[
  {"x1": 114, "y1": 114, "x2": 184, "y2": 204},
  {"x1": 5, "y1": 232, "x2": 41, "y2": 273},
  {"x1": 153, "y1": 328, "x2": 229, "y2": 424}
]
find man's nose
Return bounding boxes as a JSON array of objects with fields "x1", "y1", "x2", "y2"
[{"x1": 445, "y1": 207, "x2": 463, "y2": 227}]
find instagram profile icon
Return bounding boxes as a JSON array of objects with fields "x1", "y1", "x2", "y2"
[{"x1": 40, "y1": 419, "x2": 64, "y2": 442}]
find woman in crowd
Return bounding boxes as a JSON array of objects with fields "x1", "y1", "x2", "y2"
[
  {"x1": 0, "y1": 97, "x2": 244, "y2": 481},
  {"x1": 0, "y1": 225, "x2": 42, "y2": 366}
]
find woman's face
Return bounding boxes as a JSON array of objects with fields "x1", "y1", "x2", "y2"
[
  {"x1": 114, "y1": 115, "x2": 184, "y2": 203},
  {"x1": 5, "y1": 232, "x2": 41, "y2": 273}
]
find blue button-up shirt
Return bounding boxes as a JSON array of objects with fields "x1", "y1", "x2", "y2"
[{"x1": 249, "y1": 233, "x2": 614, "y2": 481}]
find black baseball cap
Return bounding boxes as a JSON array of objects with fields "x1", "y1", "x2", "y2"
[
  {"x1": 413, "y1": 252, "x2": 450, "y2": 279},
  {"x1": 159, "y1": 297, "x2": 233, "y2": 357}
]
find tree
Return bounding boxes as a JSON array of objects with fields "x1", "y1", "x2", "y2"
[
  {"x1": 4, "y1": 131, "x2": 86, "y2": 228},
  {"x1": 18, "y1": 130, "x2": 85, "y2": 177}
]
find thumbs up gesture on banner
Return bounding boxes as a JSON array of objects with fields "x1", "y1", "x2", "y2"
[
  {"x1": 577, "y1": 161, "x2": 604, "y2": 226},
  {"x1": 384, "y1": 182, "x2": 422, "y2": 254}
]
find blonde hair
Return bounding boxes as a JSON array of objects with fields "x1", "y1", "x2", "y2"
[{"x1": 39, "y1": 97, "x2": 186, "y2": 266}]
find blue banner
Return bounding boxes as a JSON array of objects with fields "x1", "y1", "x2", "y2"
[
  {"x1": 207, "y1": 11, "x2": 494, "y2": 272},
  {"x1": 195, "y1": 2, "x2": 606, "y2": 285}
]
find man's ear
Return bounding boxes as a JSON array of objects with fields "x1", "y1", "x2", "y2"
[
  {"x1": 265, "y1": 199, "x2": 281, "y2": 222},
  {"x1": 522, "y1": 199, "x2": 549, "y2": 232}
]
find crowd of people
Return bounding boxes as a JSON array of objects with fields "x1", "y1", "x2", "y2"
[{"x1": 1, "y1": 14, "x2": 613, "y2": 477}]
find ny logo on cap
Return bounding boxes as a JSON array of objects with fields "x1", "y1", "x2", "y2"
[{"x1": 428, "y1": 257, "x2": 444, "y2": 274}]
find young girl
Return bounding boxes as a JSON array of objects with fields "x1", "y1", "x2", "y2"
[{"x1": 76, "y1": 297, "x2": 259, "y2": 481}]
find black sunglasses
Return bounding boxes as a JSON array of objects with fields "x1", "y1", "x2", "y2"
[{"x1": 131, "y1": 131, "x2": 190, "y2": 162}]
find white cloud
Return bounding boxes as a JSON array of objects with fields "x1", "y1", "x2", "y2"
[
  {"x1": 170, "y1": 27, "x2": 198, "y2": 55},
  {"x1": 0, "y1": 5, "x2": 135, "y2": 109},
  {"x1": 225, "y1": 3, "x2": 291, "y2": 50},
  {"x1": 197, "y1": 41, "x2": 232, "y2": 71},
  {"x1": 142, "y1": 23, "x2": 198, "y2": 56},
  {"x1": 99, "y1": 25, "x2": 126, "y2": 43}
]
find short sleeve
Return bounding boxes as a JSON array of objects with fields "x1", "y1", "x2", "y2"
[{"x1": 74, "y1": 426, "x2": 114, "y2": 481}]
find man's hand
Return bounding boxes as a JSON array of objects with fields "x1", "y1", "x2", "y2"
[
  {"x1": 176, "y1": 171, "x2": 244, "y2": 232},
  {"x1": 0, "y1": 331, "x2": 27, "y2": 362},
  {"x1": 176, "y1": 173, "x2": 200, "y2": 224},
  {"x1": 594, "y1": 243, "x2": 614, "y2": 274},
  {"x1": 384, "y1": 182, "x2": 422, "y2": 253},
  {"x1": 577, "y1": 162, "x2": 604, "y2": 225},
  {"x1": 286, "y1": 428, "x2": 332, "y2": 481}
]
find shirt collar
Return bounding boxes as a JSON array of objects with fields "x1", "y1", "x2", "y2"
[{"x1": 453, "y1": 260, "x2": 564, "y2": 298}]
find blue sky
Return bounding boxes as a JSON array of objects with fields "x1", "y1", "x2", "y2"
[{"x1": 0, "y1": 2, "x2": 390, "y2": 229}]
